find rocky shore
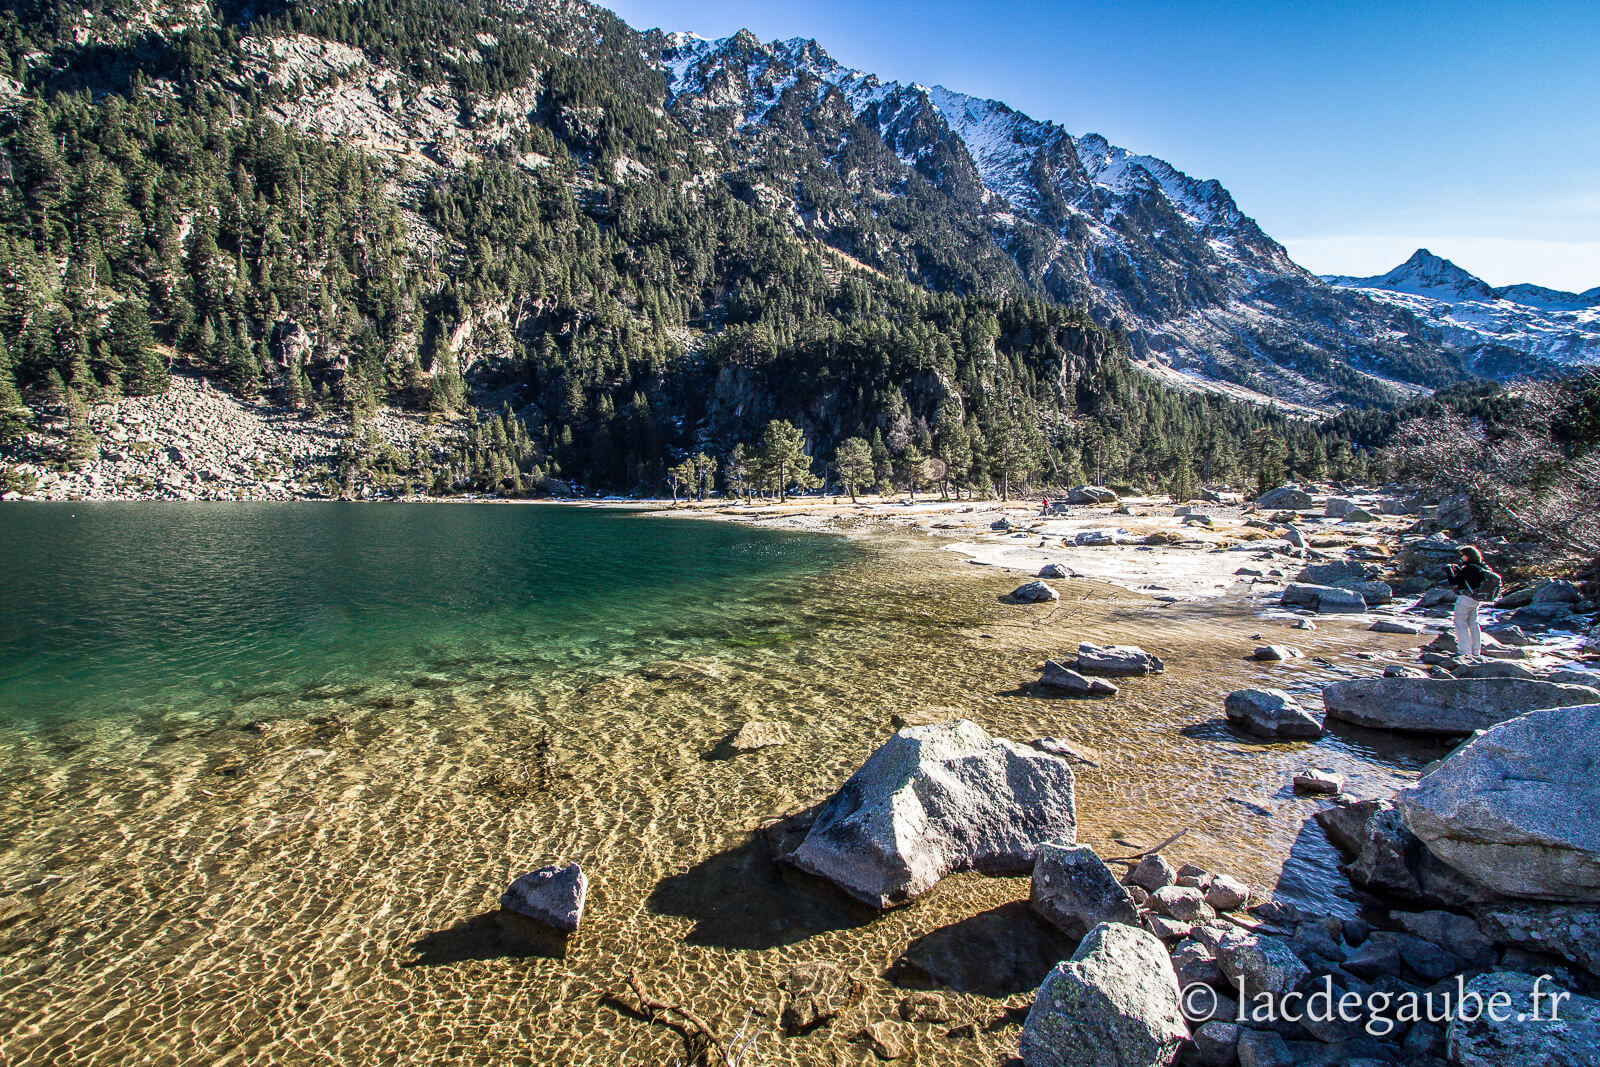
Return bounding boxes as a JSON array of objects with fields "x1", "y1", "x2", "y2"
[{"x1": 625, "y1": 482, "x2": 1600, "y2": 1065}]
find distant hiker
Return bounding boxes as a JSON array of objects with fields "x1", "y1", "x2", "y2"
[
  {"x1": 1041, "y1": 496, "x2": 1051, "y2": 516},
  {"x1": 1446, "y1": 545, "x2": 1501, "y2": 659}
]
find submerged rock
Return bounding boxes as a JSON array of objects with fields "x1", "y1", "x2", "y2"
[
  {"x1": 1039, "y1": 661, "x2": 1119, "y2": 697},
  {"x1": 1398, "y1": 702, "x2": 1600, "y2": 902},
  {"x1": 780, "y1": 961, "x2": 855, "y2": 1033},
  {"x1": 1322, "y1": 676, "x2": 1600, "y2": 734},
  {"x1": 729, "y1": 720, "x2": 791, "y2": 750},
  {"x1": 1077, "y1": 642, "x2": 1166, "y2": 676},
  {"x1": 1019, "y1": 923, "x2": 1188, "y2": 1067},
  {"x1": 1031, "y1": 843, "x2": 1140, "y2": 939},
  {"x1": 501, "y1": 861, "x2": 587, "y2": 933},
  {"x1": 1224, "y1": 688, "x2": 1324, "y2": 739},
  {"x1": 786, "y1": 720, "x2": 1077, "y2": 907}
]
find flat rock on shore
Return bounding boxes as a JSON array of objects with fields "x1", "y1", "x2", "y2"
[{"x1": 1322, "y1": 677, "x2": 1600, "y2": 734}]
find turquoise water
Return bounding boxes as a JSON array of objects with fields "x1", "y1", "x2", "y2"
[{"x1": 0, "y1": 502, "x2": 855, "y2": 729}]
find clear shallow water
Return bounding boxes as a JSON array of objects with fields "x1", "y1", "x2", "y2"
[
  {"x1": 0, "y1": 504, "x2": 1440, "y2": 1065},
  {"x1": 0, "y1": 503, "x2": 854, "y2": 729}
]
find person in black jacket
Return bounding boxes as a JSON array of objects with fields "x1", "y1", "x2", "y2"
[{"x1": 1445, "y1": 546, "x2": 1500, "y2": 658}]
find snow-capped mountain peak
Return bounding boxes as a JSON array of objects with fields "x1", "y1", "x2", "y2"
[{"x1": 1324, "y1": 250, "x2": 1599, "y2": 372}]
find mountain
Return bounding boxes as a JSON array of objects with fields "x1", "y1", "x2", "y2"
[
  {"x1": 0, "y1": 0, "x2": 1458, "y2": 500},
  {"x1": 652, "y1": 31, "x2": 1461, "y2": 408},
  {"x1": 1326, "y1": 249, "x2": 1600, "y2": 374}
]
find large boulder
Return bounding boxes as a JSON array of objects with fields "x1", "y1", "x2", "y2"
[
  {"x1": 1446, "y1": 972, "x2": 1600, "y2": 1067},
  {"x1": 501, "y1": 861, "x2": 587, "y2": 933},
  {"x1": 1397, "y1": 703, "x2": 1600, "y2": 902},
  {"x1": 1077, "y1": 642, "x2": 1165, "y2": 676},
  {"x1": 1031, "y1": 843, "x2": 1141, "y2": 939},
  {"x1": 1297, "y1": 559, "x2": 1375, "y2": 585},
  {"x1": 786, "y1": 720, "x2": 1077, "y2": 907},
  {"x1": 1019, "y1": 923, "x2": 1189, "y2": 1067},
  {"x1": 1067, "y1": 485, "x2": 1120, "y2": 505},
  {"x1": 1039, "y1": 661, "x2": 1119, "y2": 698},
  {"x1": 1331, "y1": 578, "x2": 1393, "y2": 605},
  {"x1": 1256, "y1": 486, "x2": 1313, "y2": 510},
  {"x1": 1323, "y1": 496, "x2": 1356, "y2": 518},
  {"x1": 1322, "y1": 677, "x2": 1600, "y2": 735},
  {"x1": 1280, "y1": 583, "x2": 1367, "y2": 613},
  {"x1": 1224, "y1": 689, "x2": 1324, "y2": 739}
]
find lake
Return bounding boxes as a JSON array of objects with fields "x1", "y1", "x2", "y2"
[{"x1": 0, "y1": 503, "x2": 1433, "y2": 1065}]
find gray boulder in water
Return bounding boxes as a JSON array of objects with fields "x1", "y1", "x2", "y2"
[
  {"x1": 1398, "y1": 703, "x2": 1600, "y2": 902},
  {"x1": 1039, "y1": 660, "x2": 1119, "y2": 697},
  {"x1": 1224, "y1": 688, "x2": 1324, "y2": 739},
  {"x1": 1019, "y1": 922, "x2": 1189, "y2": 1067},
  {"x1": 1077, "y1": 642, "x2": 1165, "y2": 676},
  {"x1": 1031, "y1": 843, "x2": 1141, "y2": 939},
  {"x1": 1012, "y1": 580, "x2": 1060, "y2": 603},
  {"x1": 786, "y1": 720, "x2": 1077, "y2": 907},
  {"x1": 501, "y1": 861, "x2": 587, "y2": 933},
  {"x1": 1280, "y1": 583, "x2": 1367, "y2": 613},
  {"x1": 1322, "y1": 677, "x2": 1600, "y2": 735}
]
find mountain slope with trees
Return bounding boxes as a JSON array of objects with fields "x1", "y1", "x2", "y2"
[{"x1": 1, "y1": 0, "x2": 1408, "y2": 498}]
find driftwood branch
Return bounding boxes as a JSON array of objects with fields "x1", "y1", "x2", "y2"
[
  {"x1": 1106, "y1": 826, "x2": 1190, "y2": 863},
  {"x1": 628, "y1": 970, "x2": 726, "y2": 1066}
]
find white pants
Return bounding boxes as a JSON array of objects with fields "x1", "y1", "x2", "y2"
[{"x1": 1454, "y1": 595, "x2": 1482, "y2": 658}]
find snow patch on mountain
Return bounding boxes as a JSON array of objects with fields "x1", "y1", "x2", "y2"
[{"x1": 1326, "y1": 249, "x2": 1600, "y2": 368}]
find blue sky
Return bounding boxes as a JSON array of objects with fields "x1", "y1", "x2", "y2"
[{"x1": 604, "y1": 0, "x2": 1600, "y2": 291}]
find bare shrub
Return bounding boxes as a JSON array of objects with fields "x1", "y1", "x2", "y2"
[{"x1": 1385, "y1": 376, "x2": 1600, "y2": 562}]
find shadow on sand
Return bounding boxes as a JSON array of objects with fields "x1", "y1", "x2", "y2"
[
  {"x1": 646, "y1": 813, "x2": 878, "y2": 951},
  {"x1": 887, "y1": 901, "x2": 1074, "y2": 997},
  {"x1": 405, "y1": 910, "x2": 570, "y2": 966}
]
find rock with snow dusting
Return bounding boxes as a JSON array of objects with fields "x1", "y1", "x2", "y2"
[{"x1": 785, "y1": 720, "x2": 1077, "y2": 907}]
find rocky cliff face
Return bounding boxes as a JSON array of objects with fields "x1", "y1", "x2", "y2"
[{"x1": 654, "y1": 32, "x2": 1461, "y2": 408}]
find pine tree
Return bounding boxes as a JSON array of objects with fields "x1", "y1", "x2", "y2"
[
  {"x1": 835, "y1": 437, "x2": 873, "y2": 502},
  {"x1": 0, "y1": 366, "x2": 28, "y2": 444},
  {"x1": 758, "y1": 419, "x2": 813, "y2": 502}
]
